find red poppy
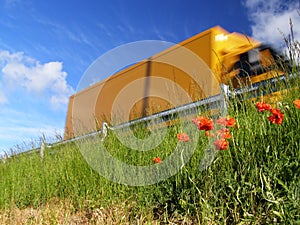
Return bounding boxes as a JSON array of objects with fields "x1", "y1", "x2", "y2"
[
  {"x1": 216, "y1": 116, "x2": 236, "y2": 127},
  {"x1": 293, "y1": 99, "x2": 300, "y2": 109},
  {"x1": 267, "y1": 108, "x2": 284, "y2": 125},
  {"x1": 217, "y1": 128, "x2": 231, "y2": 139},
  {"x1": 153, "y1": 157, "x2": 162, "y2": 164},
  {"x1": 192, "y1": 116, "x2": 214, "y2": 131},
  {"x1": 256, "y1": 102, "x2": 272, "y2": 112},
  {"x1": 214, "y1": 139, "x2": 229, "y2": 150},
  {"x1": 177, "y1": 133, "x2": 190, "y2": 142}
]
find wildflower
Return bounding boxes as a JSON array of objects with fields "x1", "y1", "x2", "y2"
[
  {"x1": 256, "y1": 102, "x2": 272, "y2": 112},
  {"x1": 293, "y1": 99, "x2": 300, "y2": 109},
  {"x1": 214, "y1": 139, "x2": 229, "y2": 150},
  {"x1": 192, "y1": 116, "x2": 214, "y2": 131},
  {"x1": 177, "y1": 133, "x2": 190, "y2": 142},
  {"x1": 205, "y1": 131, "x2": 211, "y2": 137},
  {"x1": 216, "y1": 128, "x2": 231, "y2": 139},
  {"x1": 216, "y1": 116, "x2": 236, "y2": 127},
  {"x1": 267, "y1": 108, "x2": 284, "y2": 125},
  {"x1": 153, "y1": 157, "x2": 162, "y2": 164}
]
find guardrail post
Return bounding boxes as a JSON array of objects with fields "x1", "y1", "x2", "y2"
[
  {"x1": 220, "y1": 84, "x2": 229, "y2": 114},
  {"x1": 40, "y1": 138, "x2": 45, "y2": 159}
]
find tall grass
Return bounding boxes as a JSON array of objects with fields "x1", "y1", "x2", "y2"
[{"x1": 1, "y1": 33, "x2": 300, "y2": 224}]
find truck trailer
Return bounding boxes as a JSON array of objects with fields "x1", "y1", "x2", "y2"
[{"x1": 64, "y1": 26, "x2": 287, "y2": 139}]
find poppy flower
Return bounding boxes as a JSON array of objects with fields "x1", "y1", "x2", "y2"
[
  {"x1": 293, "y1": 99, "x2": 300, "y2": 109},
  {"x1": 217, "y1": 128, "x2": 231, "y2": 139},
  {"x1": 216, "y1": 116, "x2": 236, "y2": 127},
  {"x1": 177, "y1": 133, "x2": 190, "y2": 142},
  {"x1": 192, "y1": 116, "x2": 214, "y2": 131},
  {"x1": 267, "y1": 108, "x2": 284, "y2": 125},
  {"x1": 256, "y1": 102, "x2": 272, "y2": 112},
  {"x1": 153, "y1": 157, "x2": 162, "y2": 164},
  {"x1": 214, "y1": 139, "x2": 229, "y2": 150}
]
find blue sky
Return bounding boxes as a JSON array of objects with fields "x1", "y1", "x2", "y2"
[{"x1": 0, "y1": 0, "x2": 299, "y2": 154}]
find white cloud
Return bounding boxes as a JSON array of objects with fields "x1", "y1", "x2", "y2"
[
  {"x1": 244, "y1": 0, "x2": 300, "y2": 48},
  {"x1": 0, "y1": 49, "x2": 74, "y2": 109},
  {"x1": 0, "y1": 50, "x2": 34, "y2": 66},
  {"x1": 0, "y1": 49, "x2": 74, "y2": 152}
]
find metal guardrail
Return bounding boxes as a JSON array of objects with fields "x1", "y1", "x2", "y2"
[
  {"x1": 50, "y1": 85, "x2": 228, "y2": 147},
  {"x1": 2, "y1": 74, "x2": 294, "y2": 160},
  {"x1": 1, "y1": 84, "x2": 228, "y2": 160}
]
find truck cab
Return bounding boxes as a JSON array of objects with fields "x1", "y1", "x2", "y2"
[{"x1": 221, "y1": 44, "x2": 289, "y2": 101}]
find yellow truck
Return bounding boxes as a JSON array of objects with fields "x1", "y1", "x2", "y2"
[{"x1": 64, "y1": 26, "x2": 287, "y2": 139}]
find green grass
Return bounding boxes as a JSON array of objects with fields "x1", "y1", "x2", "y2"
[
  {"x1": 1, "y1": 34, "x2": 300, "y2": 224},
  {"x1": 1, "y1": 75, "x2": 299, "y2": 224}
]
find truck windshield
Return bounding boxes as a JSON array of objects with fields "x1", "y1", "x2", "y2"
[{"x1": 234, "y1": 46, "x2": 284, "y2": 78}]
